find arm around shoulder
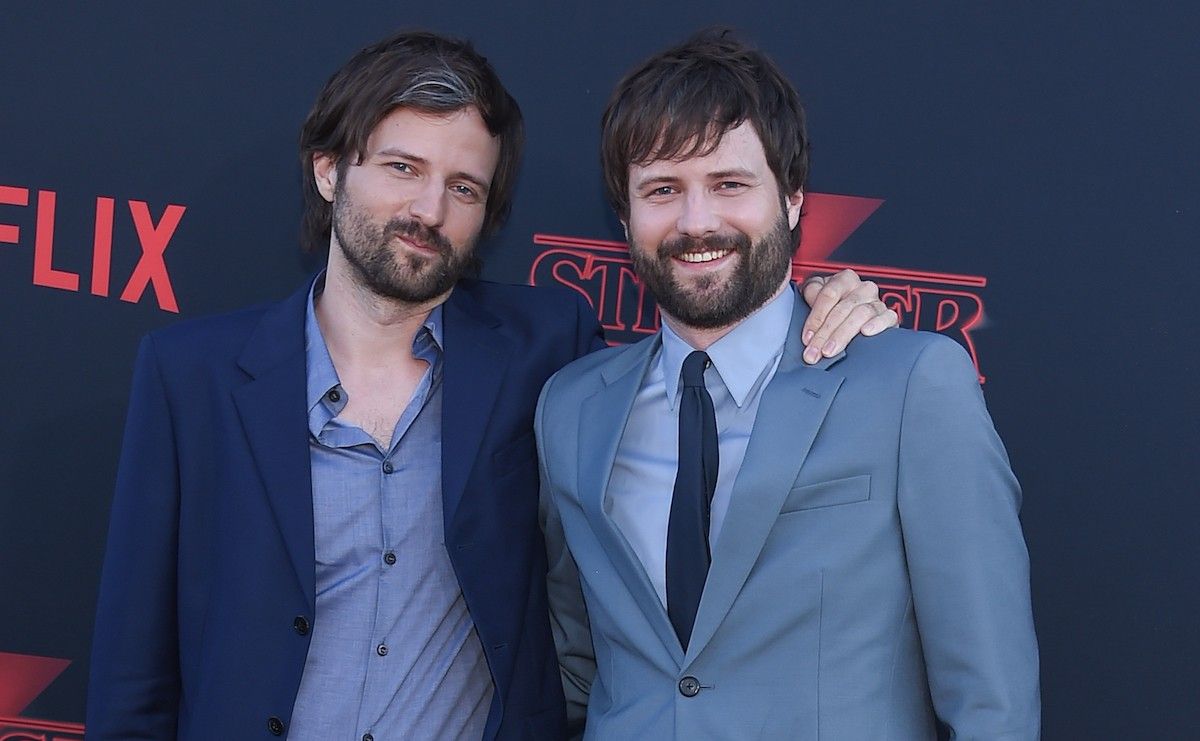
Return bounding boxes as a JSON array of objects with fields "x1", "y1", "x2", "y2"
[{"x1": 897, "y1": 336, "x2": 1041, "y2": 739}]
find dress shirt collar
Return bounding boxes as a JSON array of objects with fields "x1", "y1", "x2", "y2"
[
  {"x1": 661, "y1": 284, "x2": 794, "y2": 410},
  {"x1": 303, "y1": 272, "x2": 444, "y2": 426}
]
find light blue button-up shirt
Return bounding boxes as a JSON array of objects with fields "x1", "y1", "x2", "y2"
[
  {"x1": 288, "y1": 278, "x2": 493, "y2": 740},
  {"x1": 607, "y1": 287, "x2": 795, "y2": 606}
]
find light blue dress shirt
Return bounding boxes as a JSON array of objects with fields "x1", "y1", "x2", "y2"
[
  {"x1": 607, "y1": 287, "x2": 795, "y2": 606},
  {"x1": 288, "y1": 279, "x2": 492, "y2": 740}
]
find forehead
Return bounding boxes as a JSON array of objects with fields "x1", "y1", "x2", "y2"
[
  {"x1": 630, "y1": 121, "x2": 770, "y2": 180},
  {"x1": 366, "y1": 106, "x2": 501, "y2": 179}
]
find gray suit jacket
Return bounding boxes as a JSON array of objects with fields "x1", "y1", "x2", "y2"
[{"x1": 536, "y1": 293, "x2": 1040, "y2": 740}]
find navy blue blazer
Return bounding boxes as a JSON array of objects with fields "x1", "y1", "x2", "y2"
[{"x1": 86, "y1": 278, "x2": 604, "y2": 740}]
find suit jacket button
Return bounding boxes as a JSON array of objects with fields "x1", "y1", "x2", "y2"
[
  {"x1": 293, "y1": 615, "x2": 310, "y2": 635},
  {"x1": 267, "y1": 716, "x2": 284, "y2": 735},
  {"x1": 678, "y1": 676, "x2": 701, "y2": 697}
]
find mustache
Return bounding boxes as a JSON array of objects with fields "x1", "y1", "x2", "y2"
[
  {"x1": 384, "y1": 218, "x2": 452, "y2": 253},
  {"x1": 659, "y1": 232, "x2": 750, "y2": 257}
]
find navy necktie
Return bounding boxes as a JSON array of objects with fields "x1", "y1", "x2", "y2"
[{"x1": 666, "y1": 350, "x2": 719, "y2": 651}]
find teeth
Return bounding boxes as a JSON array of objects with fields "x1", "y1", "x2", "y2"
[{"x1": 678, "y1": 249, "x2": 731, "y2": 263}]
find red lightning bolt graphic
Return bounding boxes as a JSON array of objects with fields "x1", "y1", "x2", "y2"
[
  {"x1": 0, "y1": 652, "x2": 70, "y2": 716},
  {"x1": 795, "y1": 192, "x2": 885, "y2": 262}
]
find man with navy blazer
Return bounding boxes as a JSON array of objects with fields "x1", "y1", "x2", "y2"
[
  {"x1": 87, "y1": 31, "x2": 892, "y2": 740},
  {"x1": 86, "y1": 32, "x2": 599, "y2": 740},
  {"x1": 538, "y1": 32, "x2": 1040, "y2": 739}
]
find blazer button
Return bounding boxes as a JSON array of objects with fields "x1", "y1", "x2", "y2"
[
  {"x1": 678, "y1": 676, "x2": 701, "y2": 697},
  {"x1": 293, "y1": 615, "x2": 310, "y2": 635},
  {"x1": 267, "y1": 716, "x2": 284, "y2": 735}
]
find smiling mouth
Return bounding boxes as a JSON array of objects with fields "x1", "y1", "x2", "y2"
[{"x1": 676, "y1": 249, "x2": 732, "y2": 264}]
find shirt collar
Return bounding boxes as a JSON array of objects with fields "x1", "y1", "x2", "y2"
[
  {"x1": 661, "y1": 285, "x2": 794, "y2": 410},
  {"x1": 304, "y1": 272, "x2": 444, "y2": 417}
]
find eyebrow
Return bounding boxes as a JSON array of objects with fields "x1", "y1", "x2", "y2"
[
  {"x1": 632, "y1": 174, "x2": 679, "y2": 191},
  {"x1": 707, "y1": 168, "x2": 759, "y2": 182},
  {"x1": 633, "y1": 168, "x2": 760, "y2": 192},
  {"x1": 374, "y1": 147, "x2": 492, "y2": 194}
]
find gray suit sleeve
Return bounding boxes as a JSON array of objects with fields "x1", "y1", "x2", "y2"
[
  {"x1": 536, "y1": 377, "x2": 595, "y2": 738},
  {"x1": 897, "y1": 336, "x2": 1041, "y2": 740}
]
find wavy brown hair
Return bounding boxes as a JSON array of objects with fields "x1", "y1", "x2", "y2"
[
  {"x1": 299, "y1": 30, "x2": 524, "y2": 252},
  {"x1": 600, "y1": 29, "x2": 810, "y2": 241}
]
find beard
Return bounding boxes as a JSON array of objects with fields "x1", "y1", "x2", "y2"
[
  {"x1": 331, "y1": 186, "x2": 479, "y2": 304},
  {"x1": 629, "y1": 213, "x2": 795, "y2": 329}
]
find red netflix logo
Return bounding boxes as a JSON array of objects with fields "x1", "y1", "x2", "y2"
[{"x1": 0, "y1": 184, "x2": 185, "y2": 313}]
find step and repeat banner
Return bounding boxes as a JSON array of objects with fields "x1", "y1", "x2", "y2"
[{"x1": 2, "y1": 3, "x2": 1196, "y2": 738}]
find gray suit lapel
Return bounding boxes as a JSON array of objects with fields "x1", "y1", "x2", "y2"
[
  {"x1": 577, "y1": 337, "x2": 685, "y2": 664},
  {"x1": 684, "y1": 295, "x2": 846, "y2": 664}
]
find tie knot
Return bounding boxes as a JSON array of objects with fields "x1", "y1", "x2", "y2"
[{"x1": 681, "y1": 350, "x2": 710, "y2": 388}]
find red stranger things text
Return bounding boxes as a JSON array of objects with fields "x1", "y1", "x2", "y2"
[{"x1": 529, "y1": 234, "x2": 989, "y2": 382}]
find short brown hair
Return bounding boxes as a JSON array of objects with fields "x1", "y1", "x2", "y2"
[
  {"x1": 299, "y1": 30, "x2": 524, "y2": 252},
  {"x1": 600, "y1": 30, "x2": 810, "y2": 236}
]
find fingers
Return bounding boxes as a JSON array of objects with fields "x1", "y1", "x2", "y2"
[
  {"x1": 799, "y1": 275, "x2": 827, "y2": 340},
  {"x1": 800, "y1": 270, "x2": 856, "y2": 345},
  {"x1": 802, "y1": 302, "x2": 889, "y2": 363},
  {"x1": 802, "y1": 270, "x2": 898, "y2": 364},
  {"x1": 861, "y1": 306, "x2": 899, "y2": 336}
]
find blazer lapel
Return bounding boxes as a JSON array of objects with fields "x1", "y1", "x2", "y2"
[
  {"x1": 232, "y1": 281, "x2": 317, "y2": 613},
  {"x1": 440, "y1": 287, "x2": 512, "y2": 537},
  {"x1": 684, "y1": 295, "x2": 846, "y2": 664},
  {"x1": 577, "y1": 337, "x2": 685, "y2": 664}
]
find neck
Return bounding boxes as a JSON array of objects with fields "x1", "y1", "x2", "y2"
[
  {"x1": 315, "y1": 252, "x2": 449, "y2": 369},
  {"x1": 662, "y1": 276, "x2": 791, "y2": 351}
]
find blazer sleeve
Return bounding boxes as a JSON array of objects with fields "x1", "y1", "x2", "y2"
[
  {"x1": 536, "y1": 374, "x2": 595, "y2": 739},
  {"x1": 897, "y1": 336, "x2": 1041, "y2": 740},
  {"x1": 86, "y1": 334, "x2": 182, "y2": 739}
]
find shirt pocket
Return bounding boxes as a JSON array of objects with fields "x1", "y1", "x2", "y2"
[{"x1": 779, "y1": 474, "x2": 871, "y2": 514}]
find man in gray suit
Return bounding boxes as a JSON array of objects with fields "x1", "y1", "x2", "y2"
[{"x1": 537, "y1": 31, "x2": 1040, "y2": 740}]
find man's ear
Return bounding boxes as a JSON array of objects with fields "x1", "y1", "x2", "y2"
[
  {"x1": 313, "y1": 153, "x2": 338, "y2": 203},
  {"x1": 620, "y1": 220, "x2": 629, "y2": 242},
  {"x1": 786, "y1": 189, "x2": 804, "y2": 231}
]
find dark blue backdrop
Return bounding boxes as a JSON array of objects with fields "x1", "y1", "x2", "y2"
[{"x1": 2, "y1": 3, "x2": 1196, "y2": 737}]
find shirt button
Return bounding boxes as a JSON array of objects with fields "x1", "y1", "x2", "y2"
[
  {"x1": 326, "y1": 388, "x2": 340, "y2": 403},
  {"x1": 267, "y1": 716, "x2": 284, "y2": 735},
  {"x1": 363, "y1": 734, "x2": 374, "y2": 741},
  {"x1": 293, "y1": 615, "x2": 309, "y2": 635},
  {"x1": 678, "y1": 676, "x2": 701, "y2": 697},
  {"x1": 383, "y1": 551, "x2": 397, "y2": 565},
  {"x1": 382, "y1": 460, "x2": 394, "y2": 474},
  {"x1": 376, "y1": 643, "x2": 388, "y2": 656}
]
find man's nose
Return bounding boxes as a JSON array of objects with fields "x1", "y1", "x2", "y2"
[
  {"x1": 408, "y1": 180, "x2": 447, "y2": 228},
  {"x1": 675, "y1": 191, "x2": 720, "y2": 237}
]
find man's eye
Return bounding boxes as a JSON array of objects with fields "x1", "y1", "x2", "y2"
[
  {"x1": 451, "y1": 184, "x2": 478, "y2": 199},
  {"x1": 650, "y1": 186, "x2": 675, "y2": 197},
  {"x1": 718, "y1": 181, "x2": 746, "y2": 191},
  {"x1": 388, "y1": 162, "x2": 413, "y2": 173}
]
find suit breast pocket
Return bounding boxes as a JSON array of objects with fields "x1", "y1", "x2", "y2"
[{"x1": 779, "y1": 474, "x2": 871, "y2": 514}]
